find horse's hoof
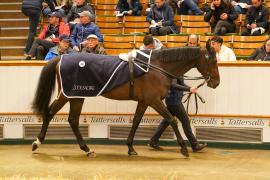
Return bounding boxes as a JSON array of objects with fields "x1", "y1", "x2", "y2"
[
  {"x1": 32, "y1": 142, "x2": 39, "y2": 151},
  {"x1": 180, "y1": 147, "x2": 189, "y2": 158},
  {"x1": 87, "y1": 151, "x2": 96, "y2": 158},
  {"x1": 128, "y1": 149, "x2": 138, "y2": 156}
]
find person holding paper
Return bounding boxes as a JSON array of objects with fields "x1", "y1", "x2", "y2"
[
  {"x1": 241, "y1": 0, "x2": 269, "y2": 36},
  {"x1": 115, "y1": 0, "x2": 142, "y2": 16},
  {"x1": 146, "y1": 0, "x2": 178, "y2": 36},
  {"x1": 231, "y1": 0, "x2": 252, "y2": 14}
]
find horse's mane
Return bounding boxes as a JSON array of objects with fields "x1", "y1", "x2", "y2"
[{"x1": 152, "y1": 47, "x2": 202, "y2": 62}]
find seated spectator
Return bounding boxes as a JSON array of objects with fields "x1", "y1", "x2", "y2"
[
  {"x1": 204, "y1": 0, "x2": 238, "y2": 35},
  {"x1": 169, "y1": 0, "x2": 203, "y2": 15},
  {"x1": 210, "y1": 36, "x2": 236, "y2": 61},
  {"x1": 147, "y1": 0, "x2": 178, "y2": 35},
  {"x1": 248, "y1": 37, "x2": 270, "y2": 61},
  {"x1": 231, "y1": 0, "x2": 252, "y2": 14},
  {"x1": 66, "y1": 0, "x2": 94, "y2": 26},
  {"x1": 241, "y1": 0, "x2": 269, "y2": 36},
  {"x1": 81, "y1": 34, "x2": 106, "y2": 54},
  {"x1": 45, "y1": 35, "x2": 74, "y2": 60},
  {"x1": 25, "y1": 12, "x2": 70, "y2": 60},
  {"x1": 42, "y1": 0, "x2": 66, "y2": 17},
  {"x1": 139, "y1": 35, "x2": 164, "y2": 50},
  {"x1": 187, "y1": 34, "x2": 199, "y2": 47},
  {"x1": 70, "y1": 11, "x2": 103, "y2": 52},
  {"x1": 115, "y1": 0, "x2": 142, "y2": 16}
]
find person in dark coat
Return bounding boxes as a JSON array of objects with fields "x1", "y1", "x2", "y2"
[
  {"x1": 21, "y1": 0, "x2": 55, "y2": 55},
  {"x1": 241, "y1": 0, "x2": 269, "y2": 36},
  {"x1": 204, "y1": 0, "x2": 238, "y2": 35},
  {"x1": 149, "y1": 78, "x2": 207, "y2": 152},
  {"x1": 66, "y1": 0, "x2": 94, "y2": 23},
  {"x1": 115, "y1": 0, "x2": 142, "y2": 16},
  {"x1": 147, "y1": 0, "x2": 178, "y2": 36},
  {"x1": 248, "y1": 37, "x2": 270, "y2": 61}
]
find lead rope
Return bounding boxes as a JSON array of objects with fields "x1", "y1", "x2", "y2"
[{"x1": 182, "y1": 78, "x2": 208, "y2": 114}]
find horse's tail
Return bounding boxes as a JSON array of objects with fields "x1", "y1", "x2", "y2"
[{"x1": 32, "y1": 57, "x2": 60, "y2": 115}]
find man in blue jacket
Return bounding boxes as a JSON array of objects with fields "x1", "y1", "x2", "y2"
[
  {"x1": 70, "y1": 11, "x2": 103, "y2": 52},
  {"x1": 22, "y1": 0, "x2": 55, "y2": 55},
  {"x1": 146, "y1": 0, "x2": 178, "y2": 35}
]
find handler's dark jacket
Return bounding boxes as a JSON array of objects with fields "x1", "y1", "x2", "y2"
[
  {"x1": 165, "y1": 78, "x2": 190, "y2": 106},
  {"x1": 204, "y1": 1, "x2": 238, "y2": 29},
  {"x1": 247, "y1": 46, "x2": 270, "y2": 61},
  {"x1": 244, "y1": 4, "x2": 269, "y2": 29},
  {"x1": 22, "y1": 0, "x2": 55, "y2": 11}
]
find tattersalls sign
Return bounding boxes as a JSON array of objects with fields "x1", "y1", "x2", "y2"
[{"x1": 0, "y1": 114, "x2": 268, "y2": 127}]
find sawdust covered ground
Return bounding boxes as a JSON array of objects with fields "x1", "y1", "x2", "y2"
[{"x1": 0, "y1": 144, "x2": 270, "y2": 179}]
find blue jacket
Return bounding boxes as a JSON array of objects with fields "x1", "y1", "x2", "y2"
[
  {"x1": 165, "y1": 78, "x2": 190, "y2": 106},
  {"x1": 22, "y1": 0, "x2": 55, "y2": 11},
  {"x1": 70, "y1": 22, "x2": 103, "y2": 47},
  {"x1": 45, "y1": 46, "x2": 75, "y2": 61},
  {"x1": 146, "y1": 3, "x2": 178, "y2": 33}
]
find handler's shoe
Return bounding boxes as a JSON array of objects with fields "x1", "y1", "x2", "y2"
[
  {"x1": 148, "y1": 142, "x2": 163, "y2": 151},
  {"x1": 192, "y1": 143, "x2": 207, "y2": 152}
]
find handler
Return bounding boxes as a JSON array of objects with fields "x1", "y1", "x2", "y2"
[{"x1": 149, "y1": 77, "x2": 207, "y2": 152}]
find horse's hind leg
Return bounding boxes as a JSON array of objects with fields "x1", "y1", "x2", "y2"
[
  {"x1": 68, "y1": 98, "x2": 95, "y2": 157},
  {"x1": 127, "y1": 101, "x2": 147, "y2": 156},
  {"x1": 151, "y1": 100, "x2": 189, "y2": 157},
  {"x1": 32, "y1": 94, "x2": 68, "y2": 151}
]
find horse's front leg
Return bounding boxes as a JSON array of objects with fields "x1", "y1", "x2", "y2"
[
  {"x1": 151, "y1": 100, "x2": 189, "y2": 157},
  {"x1": 68, "y1": 98, "x2": 96, "y2": 158},
  {"x1": 127, "y1": 101, "x2": 148, "y2": 156},
  {"x1": 32, "y1": 95, "x2": 68, "y2": 151}
]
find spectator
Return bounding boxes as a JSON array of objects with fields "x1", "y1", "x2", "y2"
[
  {"x1": 66, "y1": 0, "x2": 94, "y2": 24},
  {"x1": 42, "y1": 0, "x2": 67, "y2": 17},
  {"x1": 147, "y1": 0, "x2": 178, "y2": 36},
  {"x1": 204, "y1": 0, "x2": 238, "y2": 35},
  {"x1": 81, "y1": 34, "x2": 106, "y2": 54},
  {"x1": 169, "y1": 0, "x2": 203, "y2": 15},
  {"x1": 25, "y1": 12, "x2": 70, "y2": 60},
  {"x1": 210, "y1": 36, "x2": 236, "y2": 61},
  {"x1": 231, "y1": 0, "x2": 252, "y2": 14},
  {"x1": 139, "y1": 35, "x2": 164, "y2": 50},
  {"x1": 45, "y1": 35, "x2": 74, "y2": 61},
  {"x1": 70, "y1": 11, "x2": 103, "y2": 52},
  {"x1": 248, "y1": 37, "x2": 270, "y2": 61},
  {"x1": 187, "y1": 34, "x2": 199, "y2": 47},
  {"x1": 115, "y1": 0, "x2": 142, "y2": 16},
  {"x1": 21, "y1": 0, "x2": 55, "y2": 55},
  {"x1": 241, "y1": 0, "x2": 269, "y2": 36}
]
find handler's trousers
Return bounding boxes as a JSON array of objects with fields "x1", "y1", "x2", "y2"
[{"x1": 150, "y1": 103, "x2": 197, "y2": 148}]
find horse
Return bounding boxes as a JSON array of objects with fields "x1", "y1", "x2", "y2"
[{"x1": 31, "y1": 45, "x2": 219, "y2": 158}]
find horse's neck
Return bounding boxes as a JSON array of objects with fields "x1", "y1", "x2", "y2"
[{"x1": 155, "y1": 58, "x2": 196, "y2": 77}]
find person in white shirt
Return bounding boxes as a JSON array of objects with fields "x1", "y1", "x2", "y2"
[{"x1": 210, "y1": 36, "x2": 236, "y2": 61}]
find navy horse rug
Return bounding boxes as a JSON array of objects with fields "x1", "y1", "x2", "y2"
[{"x1": 59, "y1": 51, "x2": 151, "y2": 98}]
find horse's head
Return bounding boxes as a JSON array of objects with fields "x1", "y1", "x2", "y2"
[{"x1": 196, "y1": 41, "x2": 220, "y2": 89}]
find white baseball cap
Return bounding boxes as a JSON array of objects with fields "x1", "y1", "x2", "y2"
[{"x1": 87, "y1": 34, "x2": 98, "y2": 40}]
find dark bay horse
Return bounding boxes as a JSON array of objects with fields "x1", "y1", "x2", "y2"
[{"x1": 31, "y1": 45, "x2": 220, "y2": 158}]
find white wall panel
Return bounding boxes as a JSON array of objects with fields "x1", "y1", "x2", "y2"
[{"x1": 1, "y1": 64, "x2": 270, "y2": 116}]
